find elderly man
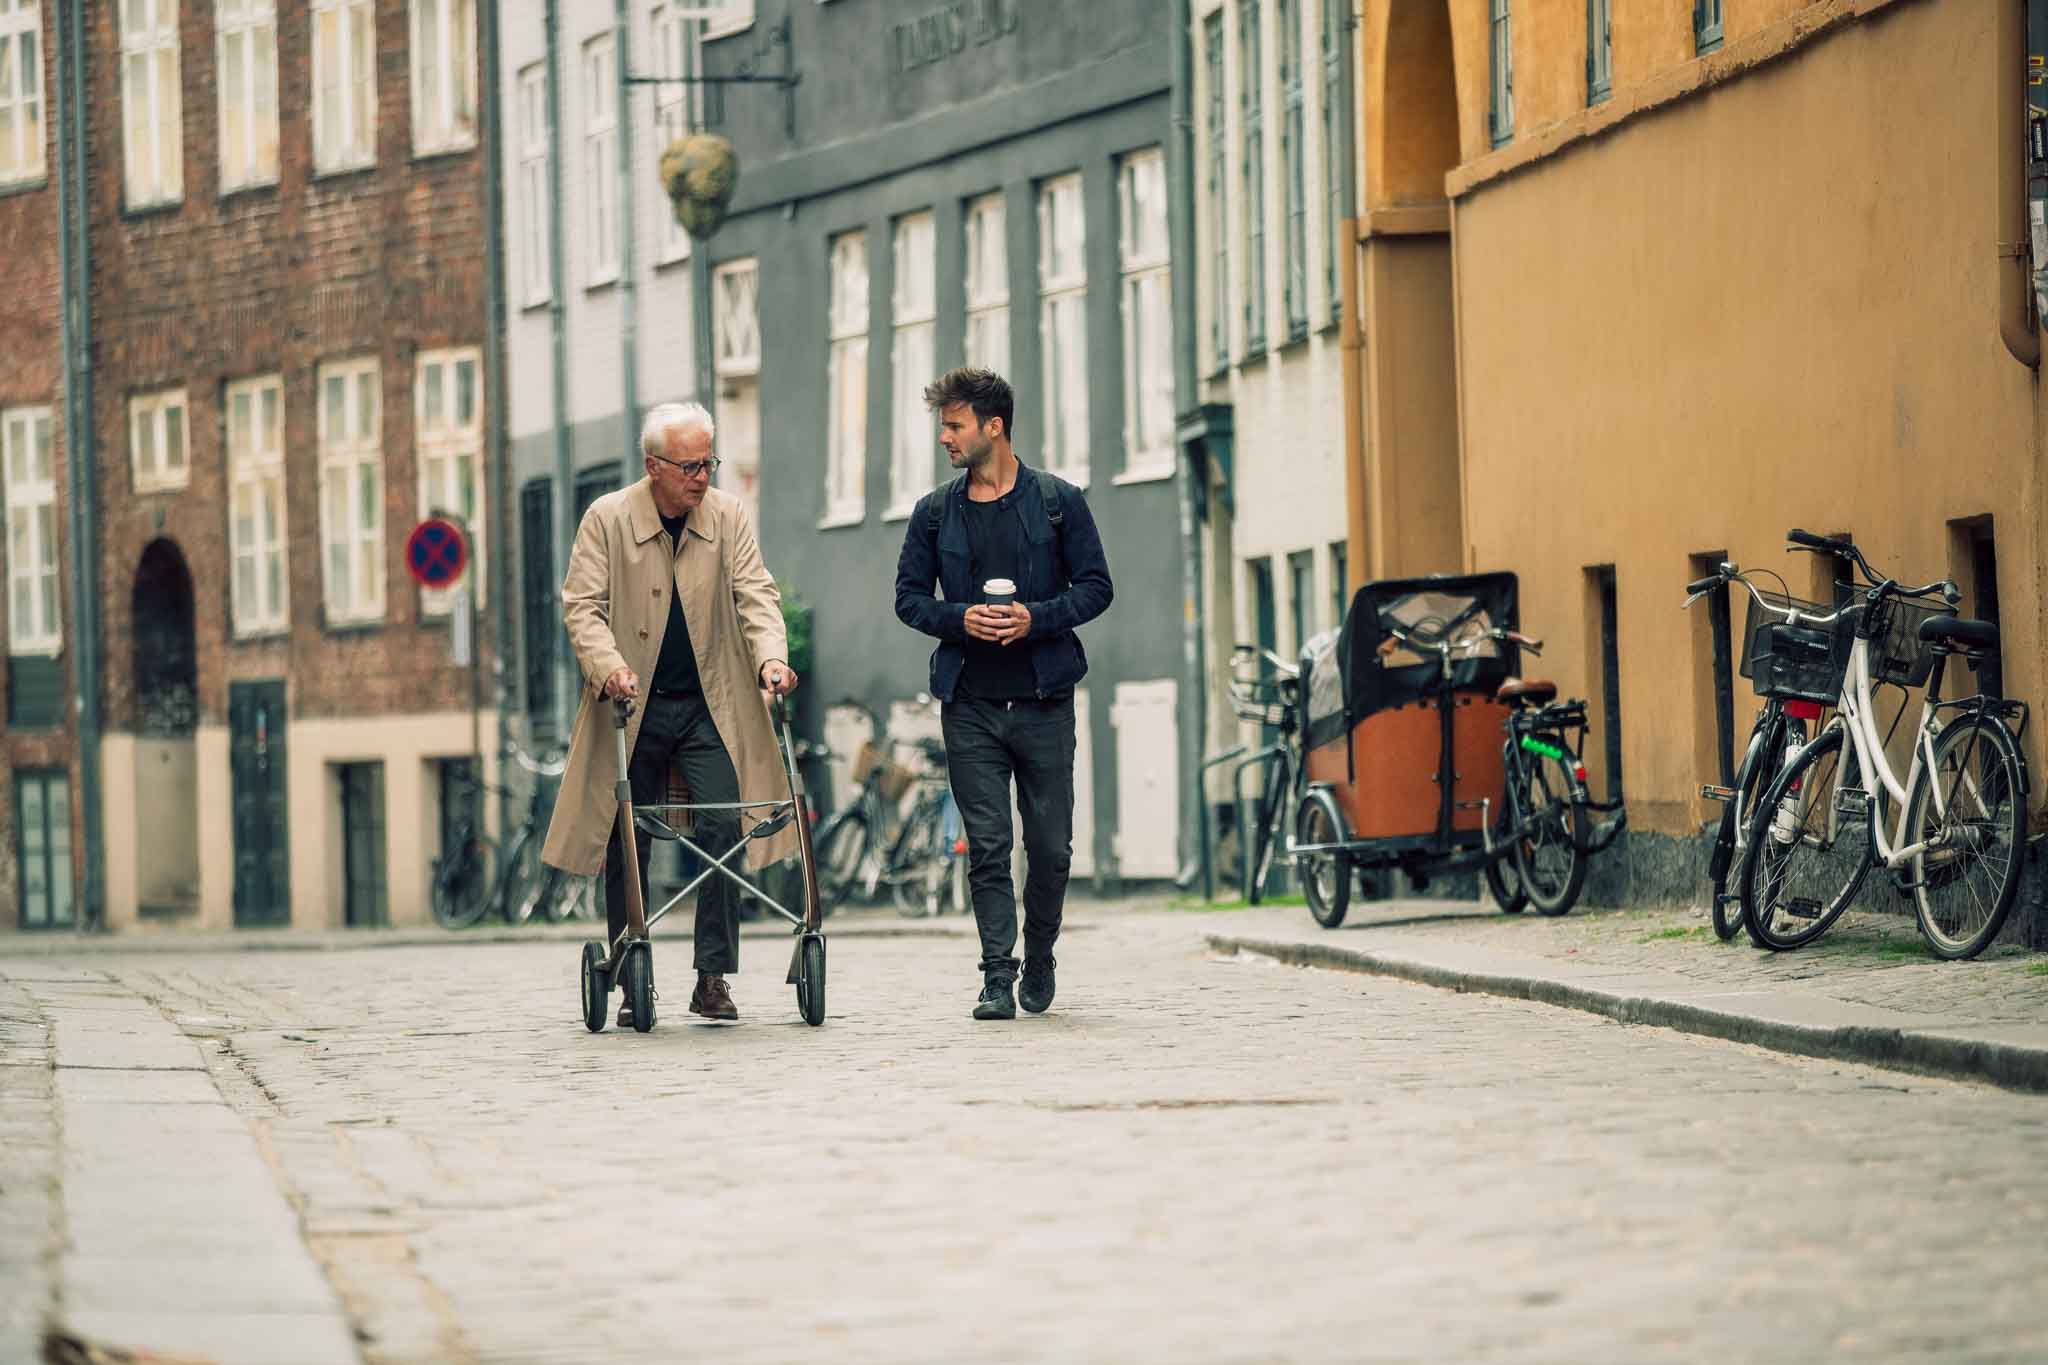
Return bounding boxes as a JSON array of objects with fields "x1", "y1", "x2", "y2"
[{"x1": 541, "y1": 401, "x2": 798, "y2": 1027}]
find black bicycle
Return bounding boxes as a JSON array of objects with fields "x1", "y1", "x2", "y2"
[
  {"x1": 1684, "y1": 562, "x2": 1827, "y2": 941},
  {"x1": 1225, "y1": 644, "x2": 1302, "y2": 905},
  {"x1": 430, "y1": 745, "x2": 566, "y2": 929}
]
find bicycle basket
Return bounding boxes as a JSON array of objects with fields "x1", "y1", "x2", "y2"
[
  {"x1": 1832, "y1": 584, "x2": 1956, "y2": 689},
  {"x1": 852, "y1": 741, "x2": 916, "y2": 802},
  {"x1": 1739, "y1": 589, "x2": 1842, "y2": 705},
  {"x1": 1227, "y1": 648, "x2": 1298, "y2": 728}
]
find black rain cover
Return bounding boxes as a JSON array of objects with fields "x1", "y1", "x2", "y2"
[{"x1": 1335, "y1": 572, "x2": 1521, "y2": 724}]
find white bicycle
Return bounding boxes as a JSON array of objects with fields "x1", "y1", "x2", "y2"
[{"x1": 1736, "y1": 530, "x2": 2029, "y2": 959}]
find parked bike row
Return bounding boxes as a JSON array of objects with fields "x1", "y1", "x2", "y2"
[{"x1": 1687, "y1": 530, "x2": 2027, "y2": 960}]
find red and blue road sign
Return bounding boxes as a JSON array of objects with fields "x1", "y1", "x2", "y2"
[{"x1": 405, "y1": 517, "x2": 469, "y2": 589}]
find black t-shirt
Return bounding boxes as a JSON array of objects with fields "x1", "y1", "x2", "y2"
[
  {"x1": 957, "y1": 491, "x2": 1036, "y2": 700},
  {"x1": 649, "y1": 512, "x2": 703, "y2": 695}
]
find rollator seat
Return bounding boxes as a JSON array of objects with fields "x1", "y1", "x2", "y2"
[
  {"x1": 634, "y1": 811, "x2": 682, "y2": 841},
  {"x1": 1918, "y1": 616, "x2": 1999, "y2": 651},
  {"x1": 749, "y1": 806, "x2": 795, "y2": 839},
  {"x1": 1495, "y1": 678, "x2": 1558, "y2": 707}
]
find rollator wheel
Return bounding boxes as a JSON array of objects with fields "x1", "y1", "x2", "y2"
[
  {"x1": 623, "y1": 942, "x2": 655, "y2": 1033},
  {"x1": 795, "y1": 934, "x2": 826, "y2": 1026},
  {"x1": 580, "y1": 941, "x2": 609, "y2": 1033}
]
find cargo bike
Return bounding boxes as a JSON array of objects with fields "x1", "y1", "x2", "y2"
[
  {"x1": 1275, "y1": 572, "x2": 1626, "y2": 928},
  {"x1": 578, "y1": 693, "x2": 827, "y2": 1032}
]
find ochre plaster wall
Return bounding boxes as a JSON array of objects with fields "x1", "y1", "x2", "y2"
[{"x1": 1452, "y1": 0, "x2": 2043, "y2": 837}]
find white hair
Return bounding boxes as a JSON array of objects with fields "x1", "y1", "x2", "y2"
[{"x1": 640, "y1": 401, "x2": 715, "y2": 459}]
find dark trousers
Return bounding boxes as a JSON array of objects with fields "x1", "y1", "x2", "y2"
[
  {"x1": 603, "y1": 691, "x2": 743, "y2": 974},
  {"x1": 941, "y1": 693, "x2": 1076, "y2": 978}
]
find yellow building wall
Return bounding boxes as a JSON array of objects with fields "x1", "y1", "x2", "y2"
[{"x1": 1451, "y1": 0, "x2": 2042, "y2": 838}]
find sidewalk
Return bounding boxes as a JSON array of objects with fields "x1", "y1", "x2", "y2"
[{"x1": 1197, "y1": 897, "x2": 2048, "y2": 1093}]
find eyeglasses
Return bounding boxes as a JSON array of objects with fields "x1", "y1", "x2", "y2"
[{"x1": 651, "y1": 453, "x2": 721, "y2": 479}]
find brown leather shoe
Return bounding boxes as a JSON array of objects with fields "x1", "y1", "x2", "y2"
[{"x1": 690, "y1": 973, "x2": 739, "y2": 1021}]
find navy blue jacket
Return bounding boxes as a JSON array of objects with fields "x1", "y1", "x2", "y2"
[{"x1": 894, "y1": 461, "x2": 1114, "y2": 702}]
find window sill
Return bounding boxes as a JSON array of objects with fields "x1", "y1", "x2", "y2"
[
  {"x1": 134, "y1": 476, "x2": 190, "y2": 496},
  {"x1": 1047, "y1": 467, "x2": 1090, "y2": 491},
  {"x1": 412, "y1": 138, "x2": 480, "y2": 163},
  {"x1": 882, "y1": 501, "x2": 917, "y2": 523},
  {"x1": 715, "y1": 360, "x2": 760, "y2": 381},
  {"x1": 1238, "y1": 346, "x2": 1269, "y2": 370},
  {"x1": 121, "y1": 196, "x2": 184, "y2": 222},
  {"x1": 218, "y1": 178, "x2": 280, "y2": 202},
  {"x1": 231, "y1": 626, "x2": 290, "y2": 643},
  {"x1": 1111, "y1": 463, "x2": 1175, "y2": 488},
  {"x1": 312, "y1": 159, "x2": 378, "y2": 183},
  {"x1": 817, "y1": 508, "x2": 865, "y2": 530},
  {"x1": 5, "y1": 643, "x2": 63, "y2": 661},
  {"x1": 704, "y1": 15, "x2": 754, "y2": 41},
  {"x1": 654, "y1": 242, "x2": 693, "y2": 271},
  {"x1": 521, "y1": 294, "x2": 552, "y2": 314},
  {"x1": 586, "y1": 273, "x2": 621, "y2": 294},
  {"x1": 323, "y1": 616, "x2": 389, "y2": 636},
  {"x1": 0, "y1": 174, "x2": 50, "y2": 201}
]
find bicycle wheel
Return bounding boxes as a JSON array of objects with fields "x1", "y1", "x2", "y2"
[
  {"x1": 1294, "y1": 790, "x2": 1350, "y2": 929},
  {"x1": 1739, "y1": 726, "x2": 1871, "y2": 950},
  {"x1": 1711, "y1": 713, "x2": 1795, "y2": 941},
  {"x1": 1246, "y1": 758, "x2": 1290, "y2": 905},
  {"x1": 1483, "y1": 787, "x2": 1527, "y2": 913},
  {"x1": 498, "y1": 830, "x2": 543, "y2": 923},
  {"x1": 1905, "y1": 713, "x2": 2027, "y2": 960},
  {"x1": 431, "y1": 832, "x2": 497, "y2": 929},
  {"x1": 1513, "y1": 752, "x2": 1589, "y2": 916},
  {"x1": 815, "y1": 810, "x2": 871, "y2": 906},
  {"x1": 891, "y1": 805, "x2": 945, "y2": 918}
]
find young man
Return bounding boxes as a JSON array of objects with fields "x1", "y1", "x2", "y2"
[
  {"x1": 894, "y1": 369, "x2": 1114, "y2": 1020},
  {"x1": 541, "y1": 401, "x2": 798, "y2": 1027}
]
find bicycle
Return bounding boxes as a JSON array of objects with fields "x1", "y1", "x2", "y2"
[
  {"x1": 1683, "y1": 562, "x2": 1828, "y2": 941},
  {"x1": 430, "y1": 744, "x2": 566, "y2": 929},
  {"x1": 883, "y1": 744, "x2": 969, "y2": 919},
  {"x1": 1225, "y1": 644, "x2": 1301, "y2": 905},
  {"x1": 1736, "y1": 529, "x2": 2029, "y2": 959}
]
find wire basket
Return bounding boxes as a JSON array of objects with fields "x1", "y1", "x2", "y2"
[
  {"x1": 1833, "y1": 583, "x2": 1957, "y2": 689},
  {"x1": 851, "y1": 740, "x2": 915, "y2": 802},
  {"x1": 1227, "y1": 675, "x2": 1297, "y2": 728},
  {"x1": 1739, "y1": 588, "x2": 1843, "y2": 705}
]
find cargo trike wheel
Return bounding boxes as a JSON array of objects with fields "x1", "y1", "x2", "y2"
[{"x1": 1295, "y1": 790, "x2": 1350, "y2": 929}]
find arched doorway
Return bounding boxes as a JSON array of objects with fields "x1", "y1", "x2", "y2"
[
  {"x1": 1355, "y1": 0, "x2": 1465, "y2": 578},
  {"x1": 131, "y1": 538, "x2": 200, "y2": 918}
]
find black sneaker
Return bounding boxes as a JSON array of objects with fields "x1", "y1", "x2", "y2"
[
  {"x1": 1018, "y1": 955, "x2": 1056, "y2": 1014},
  {"x1": 972, "y1": 976, "x2": 1016, "y2": 1021}
]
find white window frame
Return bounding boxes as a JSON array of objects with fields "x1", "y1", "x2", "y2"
[
  {"x1": 650, "y1": 2, "x2": 704, "y2": 265},
  {"x1": 1116, "y1": 149, "x2": 1174, "y2": 485},
  {"x1": 312, "y1": 0, "x2": 376, "y2": 173},
  {"x1": 583, "y1": 32, "x2": 620, "y2": 287},
  {"x1": 963, "y1": 191, "x2": 1008, "y2": 376},
  {"x1": 515, "y1": 61, "x2": 550, "y2": 306},
  {"x1": 713, "y1": 257, "x2": 759, "y2": 377},
  {"x1": 1037, "y1": 173, "x2": 1090, "y2": 486},
  {"x1": 822, "y1": 229, "x2": 868, "y2": 529},
  {"x1": 120, "y1": 0, "x2": 183, "y2": 207},
  {"x1": 416, "y1": 347, "x2": 485, "y2": 614},
  {"x1": 0, "y1": 0, "x2": 47, "y2": 186},
  {"x1": 887, "y1": 211, "x2": 936, "y2": 520},
  {"x1": 129, "y1": 388, "x2": 190, "y2": 494},
  {"x1": 2, "y1": 406, "x2": 60, "y2": 656},
  {"x1": 409, "y1": 0, "x2": 477, "y2": 156},
  {"x1": 215, "y1": 0, "x2": 278, "y2": 191},
  {"x1": 227, "y1": 375, "x2": 289, "y2": 638},
  {"x1": 317, "y1": 358, "x2": 385, "y2": 625}
]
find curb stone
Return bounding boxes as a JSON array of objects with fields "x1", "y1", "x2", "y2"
[{"x1": 1207, "y1": 933, "x2": 2048, "y2": 1094}]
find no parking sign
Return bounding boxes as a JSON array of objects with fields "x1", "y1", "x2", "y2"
[{"x1": 405, "y1": 517, "x2": 469, "y2": 590}]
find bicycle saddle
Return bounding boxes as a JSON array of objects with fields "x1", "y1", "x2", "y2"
[
  {"x1": 1496, "y1": 678, "x2": 1558, "y2": 707},
  {"x1": 1919, "y1": 616, "x2": 1998, "y2": 651}
]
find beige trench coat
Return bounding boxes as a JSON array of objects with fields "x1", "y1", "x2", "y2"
[{"x1": 540, "y1": 479, "x2": 798, "y2": 875}]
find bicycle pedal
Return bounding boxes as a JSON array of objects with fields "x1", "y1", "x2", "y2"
[
  {"x1": 1783, "y1": 897, "x2": 1823, "y2": 920},
  {"x1": 1700, "y1": 784, "x2": 1737, "y2": 803}
]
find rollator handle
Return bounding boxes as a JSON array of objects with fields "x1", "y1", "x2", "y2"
[{"x1": 612, "y1": 696, "x2": 634, "y2": 728}]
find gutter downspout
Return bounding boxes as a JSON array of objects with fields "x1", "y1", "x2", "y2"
[
  {"x1": 546, "y1": 0, "x2": 574, "y2": 738},
  {"x1": 1336, "y1": 0, "x2": 1364, "y2": 596},
  {"x1": 481, "y1": 0, "x2": 511, "y2": 841},
  {"x1": 615, "y1": 0, "x2": 641, "y2": 485},
  {"x1": 1999, "y1": 0, "x2": 2039, "y2": 367},
  {"x1": 1167, "y1": 0, "x2": 1206, "y2": 891},
  {"x1": 57, "y1": 0, "x2": 103, "y2": 931}
]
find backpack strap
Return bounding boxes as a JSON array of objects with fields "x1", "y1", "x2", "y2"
[
  {"x1": 1035, "y1": 469, "x2": 1064, "y2": 526},
  {"x1": 926, "y1": 472, "x2": 967, "y2": 535}
]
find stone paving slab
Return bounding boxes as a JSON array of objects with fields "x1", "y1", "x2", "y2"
[{"x1": 1203, "y1": 896, "x2": 2048, "y2": 1091}]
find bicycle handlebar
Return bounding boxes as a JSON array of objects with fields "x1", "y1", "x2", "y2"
[{"x1": 1684, "y1": 574, "x2": 1722, "y2": 596}]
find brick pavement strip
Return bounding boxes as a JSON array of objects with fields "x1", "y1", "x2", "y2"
[
  {"x1": 1206, "y1": 898, "x2": 2048, "y2": 1092},
  {"x1": 4, "y1": 905, "x2": 2047, "y2": 1362}
]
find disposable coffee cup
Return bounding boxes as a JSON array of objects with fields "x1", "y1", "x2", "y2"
[{"x1": 983, "y1": 578, "x2": 1017, "y2": 608}]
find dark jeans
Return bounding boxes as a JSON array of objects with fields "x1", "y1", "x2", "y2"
[
  {"x1": 603, "y1": 691, "x2": 742, "y2": 974},
  {"x1": 941, "y1": 693, "x2": 1076, "y2": 978}
]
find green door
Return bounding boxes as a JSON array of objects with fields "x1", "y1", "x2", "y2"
[{"x1": 229, "y1": 680, "x2": 290, "y2": 927}]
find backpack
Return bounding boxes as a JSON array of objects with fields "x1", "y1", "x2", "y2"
[{"x1": 926, "y1": 468, "x2": 1065, "y2": 534}]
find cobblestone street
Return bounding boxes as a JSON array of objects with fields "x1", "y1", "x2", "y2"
[{"x1": 5, "y1": 906, "x2": 2047, "y2": 1363}]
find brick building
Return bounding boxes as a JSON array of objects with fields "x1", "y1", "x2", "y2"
[
  {"x1": 0, "y1": 0, "x2": 76, "y2": 930},
  {"x1": 3, "y1": 0, "x2": 503, "y2": 934}
]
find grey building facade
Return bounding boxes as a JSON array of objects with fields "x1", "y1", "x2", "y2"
[{"x1": 495, "y1": 0, "x2": 1192, "y2": 885}]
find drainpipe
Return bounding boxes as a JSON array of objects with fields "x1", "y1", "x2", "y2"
[
  {"x1": 615, "y1": 0, "x2": 641, "y2": 484},
  {"x1": 1167, "y1": 0, "x2": 1207, "y2": 889},
  {"x1": 481, "y1": 0, "x2": 512, "y2": 841},
  {"x1": 1336, "y1": 0, "x2": 1363, "y2": 595},
  {"x1": 56, "y1": 0, "x2": 103, "y2": 931},
  {"x1": 1998, "y1": 0, "x2": 2039, "y2": 367},
  {"x1": 546, "y1": 0, "x2": 574, "y2": 737}
]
